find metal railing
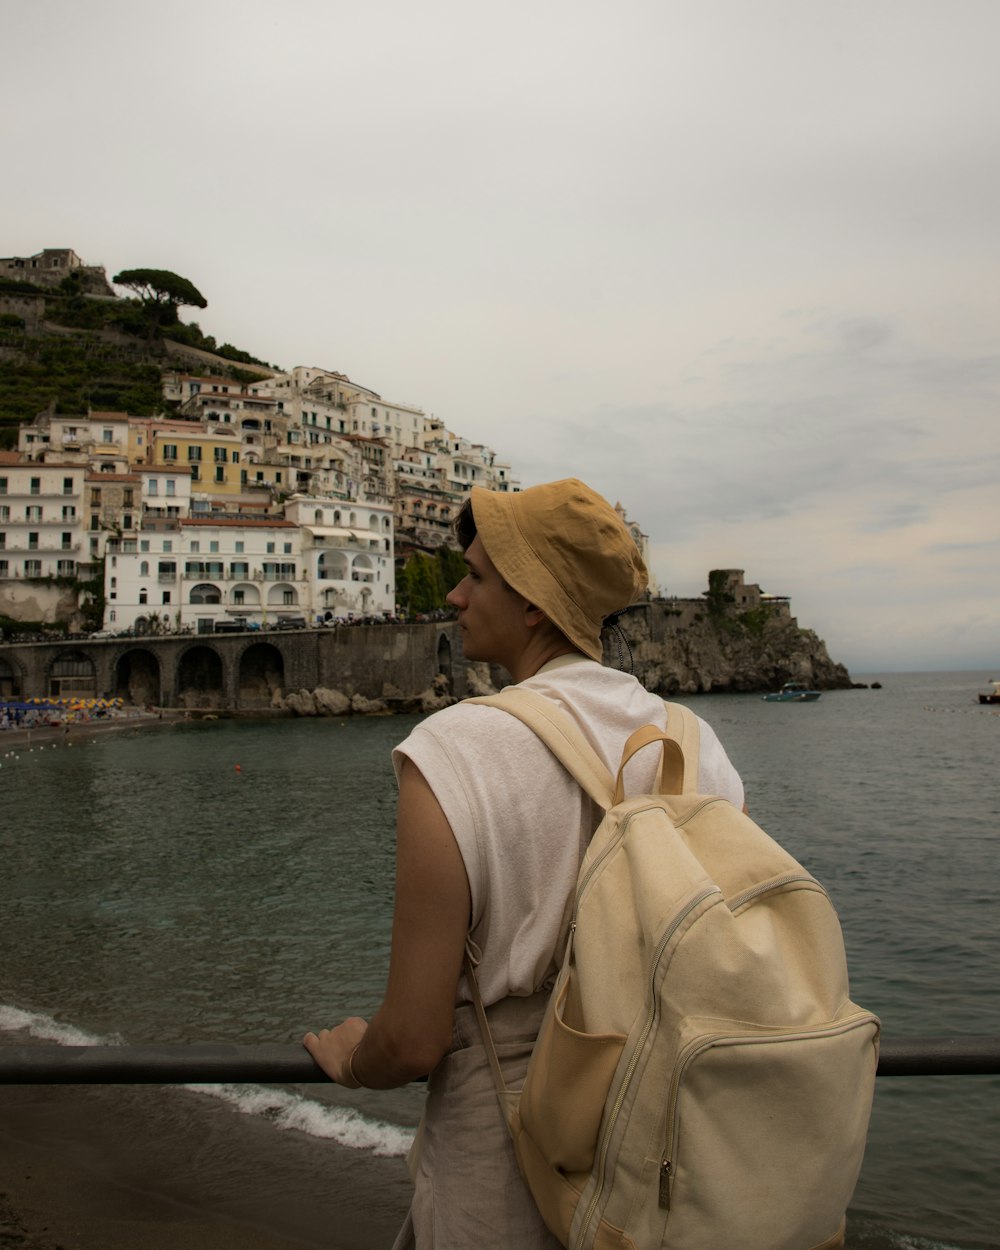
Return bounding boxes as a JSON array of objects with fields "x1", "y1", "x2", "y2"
[{"x1": 1, "y1": 1037, "x2": 999, "y2": 1085}]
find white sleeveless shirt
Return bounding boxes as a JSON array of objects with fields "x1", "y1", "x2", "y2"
[{"x1": 393, "y1": 655, "x2": 744, "y2": 1007}]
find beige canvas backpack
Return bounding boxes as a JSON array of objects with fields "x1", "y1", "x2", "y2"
[{"x1": 467, "y1": 689, "x2": 880, "y2": 1250}]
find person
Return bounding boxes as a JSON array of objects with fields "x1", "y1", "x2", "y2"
[{"x1": 304, "y1": 478, "x2": 745, "y2": 1249}]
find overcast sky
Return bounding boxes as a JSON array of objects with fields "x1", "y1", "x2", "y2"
[{"x1": 5, "y1": 0, "x2": 998, "y2": 672}]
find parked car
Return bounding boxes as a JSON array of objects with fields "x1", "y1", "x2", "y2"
[{"x1": 275, "y1": 616, "x2": 308, "y2": 631}]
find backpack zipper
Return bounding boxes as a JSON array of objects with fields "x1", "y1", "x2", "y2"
[
  {"x1": 726, "y1": 871, "x2": 825, "y2": 912},
  {"x1": 574, "y1": 878, "x2": 721, "y2": 1247}
]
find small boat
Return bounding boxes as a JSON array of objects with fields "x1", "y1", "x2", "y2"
[
  {"x1": 763, "y1": 681, "x2": 822, "y2": 703},
  {"x1": 978, "y1": 680, "x2": 1000, "y2": 705}
]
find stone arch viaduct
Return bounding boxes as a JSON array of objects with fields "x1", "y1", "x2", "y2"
[{"x1": 0, "y1": 622, "x2": 465, "y2": 712}]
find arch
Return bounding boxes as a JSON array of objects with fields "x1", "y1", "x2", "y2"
[
  {"x1": 176, "y1": 644, "x2": 225, "y2": 709},
  {"x1": 0, "y1": 655, "x2": 23, "y2": 699},
  {"x1": 140, "y1": 561, "x2": 149, "y2": 577},
  {"x1": 266, "y1": 582, "x2": 298, "y2": 606},
  {"x1": 237, "y1": 641, "x2": 285, "y2": 709},
  {"x1": 190, "y1": 582, "x2": 222, "y2": 604},
  {"x1": 47, "y1": 649, "x2": 97, "y2": 698},
  {"x1": 114, "y1": 647, "x2": 161, "y2": 706},
  {"x1": 314, "y1": 508, "x2": 324, "y2": 524},
  {"x1": 317, "y1": 550, "x2": 349, "y2": 581},
  {"x1": 229, "y1": 582, "x2": 261, "y2": 606}
]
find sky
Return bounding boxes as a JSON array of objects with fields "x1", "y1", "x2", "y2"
[{"x1": 4, "y1": 0, "x2": 998, "y2": 673}]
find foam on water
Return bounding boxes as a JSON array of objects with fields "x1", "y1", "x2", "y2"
[
  {"x1": 0, "y1": 1003, "x2": 108, "y2": 1046},
  {"x1": 0, "y1": 1002, "x2": 414, "y2": 1159},
  {"x1": 186, "y1": 1082, "x2": 415, "y2": 1158}
]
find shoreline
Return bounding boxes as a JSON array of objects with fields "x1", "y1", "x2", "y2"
[{"x1": 0, "y1": 1078, "x2": 412, "y2": 1249}]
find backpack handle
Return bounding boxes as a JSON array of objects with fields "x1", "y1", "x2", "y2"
[{"x1": 613, "y1": 726, "x2": 685, "y2": 805}]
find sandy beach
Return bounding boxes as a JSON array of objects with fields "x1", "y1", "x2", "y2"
[{"x1": 0, "y1": 1080, "x2": 412, "y2": 1249}]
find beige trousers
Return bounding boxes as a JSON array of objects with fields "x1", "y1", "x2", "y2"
[{"x1": 391, "y1": 992, "x2": 564, "y2": 1250}]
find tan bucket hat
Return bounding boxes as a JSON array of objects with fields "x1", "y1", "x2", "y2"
[{"x1": 470, "y1": 478, "x2": 648, "y2": 661}]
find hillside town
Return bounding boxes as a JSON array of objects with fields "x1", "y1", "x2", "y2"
[{"x1": 0, "y1": 249, "x2": 652, "y2": 635}]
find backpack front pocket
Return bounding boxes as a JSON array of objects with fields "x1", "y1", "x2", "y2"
[
  {"x1": 518, "y1": 978, "x2": 626, "y2": 1174},
  {"x1": 658, "y1": 1014, "x2": 878, "y2": 1248}
]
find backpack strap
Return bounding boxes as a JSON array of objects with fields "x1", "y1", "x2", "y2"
[
  {"x1": 466, "y1": 688, "x2": 616, "y2": 809},
  {"x1": 662, "y1": 700, "x2": 701, "y2": 797}
]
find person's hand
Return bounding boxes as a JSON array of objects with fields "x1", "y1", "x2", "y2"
[{"x1": 303, "y1": 1016, "x2": 369, "y2": 1086}]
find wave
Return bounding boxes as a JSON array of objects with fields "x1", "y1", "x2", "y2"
[
  {"x1": 187, "y1": 1081, "x2": 414, "y2": 1157},
  {"x1": 0, "y1": 1003, "x2": 414, "y2": 1160}
]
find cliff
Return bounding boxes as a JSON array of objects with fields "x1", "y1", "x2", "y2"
[{"x1": 605, "y1": 600, "x2": 853, "y2": 695}]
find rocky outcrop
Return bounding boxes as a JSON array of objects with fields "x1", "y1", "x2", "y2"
[{"x1": 608, "y1": 603, "x2": 852, "y2": 695}]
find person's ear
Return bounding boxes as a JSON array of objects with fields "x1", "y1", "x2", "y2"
[{"x1": 523, "y1": 602, "x2": 548, "y2": 628}]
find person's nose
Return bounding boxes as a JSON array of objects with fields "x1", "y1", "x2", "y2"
[{"x1": 446, "y1": 578, "x2": 467, "y2": 608}]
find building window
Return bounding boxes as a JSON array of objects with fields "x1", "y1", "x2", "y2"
[
  {"x1": 140, "y1": 561, "x2": 149, "y2": 577},
  {"x1": 123, "y1": 489, "x2": 134, "y2": 506},
  {"x1": 123, "y1": 515, "x2": 133, "y2": 530},
  {"x1": 283, "y1": 542, "x2": 292, "y2": 554},
  {"x1": 148, "y1": 479, "x2": 158, "y2": 496},
  {"x1": 209, "y1": 541, "x2": 219, "y2": 553},
  {"x1": 91, "y1": 488, "x2": 101, "y2": 505},
  {"x1": 214, "y1": 447, "x2": 227, "y2": 463},
  {"x1": 165, "y1": 479, "x2": 175, "y2": 496},
  {"x1": 163, "y1": 445, "x2": 177, "y2": 461},
  {"x1": 283, "y1": 590, "x2": 294, "y2": 604},
  {"x1": 162, "y1": 591, "x2": 171, "y2": 604},
  {"x1": 102, "y1": 429, "x2": 113, "y2": 443},
  {"x1": 28, "y1": 532, "x2": 39, "y2": 550},
  {"x1": 235, "y1": 541, "x2": 244, "y2": 554},
  {"x1": 266, "y1": 542, "x2": 275, "y2": 554},
  {"x1": 188, "y1": 446, "x2": 202, "y2": 462},
  {"x1": 231, "y1": 450, "x2": 239, "y2": 463},
  {"x1": 0, "y1": 560, "x2": 8, "y2": 577},
  {"x1": 139, "y1": 589, "x2": 148, "y2": 605},
  {"x1": 26, "y1": 505, "x2": 42, "y2": 522},
  {"x1": 24, "y1": 560, "x2": 42, "y2": 576},
  {"x1": 163, "y1": 540, "x2": 172, "y2": 553},
  {"x1": 215, "y1": 466, "x2": 225, "y2": 483},
  {"x1": 190, "y1": 541, "x2": 200, "y2": 553},
  {"x1": 90, "y1": 516, "x2": 100, "y2": 530},
  {"x1": 61, "y1": 532, "x2": 72, "y2": 550},
  {"x1": 234, "y1": 590, "x2": 245, "y2": 605},
  {"x1": 140, "y1": 540, "x2": 149, "y2": 552},
  {"x1": 62, "y1": 506, "x2": 75, "y2": 521},
  {"x1": 30, "y1": 478, "x2": 41, "y2": 495},
  {"x1": 190, "y1": 465, "x2": 200, "y2": 481},
  {"x1": 63, "y1": 477, "x2": 73, "y2": 495},
  {"x1": 0, "y1": 478, "x2": 6, "y2": 495}
]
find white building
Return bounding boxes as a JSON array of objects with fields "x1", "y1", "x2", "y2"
[
  {"x1": 283, "y1": 493, "x2": 394, "y2": 619},
  {"x1": 105, "y1": 516, "x2": 304, "y2": 635},
  {"x1": 0, "y1": 454, "x2": 89, "y2": 581}
]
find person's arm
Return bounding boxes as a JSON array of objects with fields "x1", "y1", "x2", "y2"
[{"x1": 303, "y1": 757, "x2": 471, "y2": 1088}]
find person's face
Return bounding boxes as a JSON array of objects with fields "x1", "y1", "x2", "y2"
[{"x1": 446, "y1": 536, "x2": 531, "y2": 667}]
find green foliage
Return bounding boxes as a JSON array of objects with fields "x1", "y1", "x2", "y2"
[
  {"x1": 0, "y1": 337, "x2": 166, "y2": 423},
  {"x1": 0, "y1": 313, "x2": 25, "y2": 329},
  {"x1": 112, "y1": 268, "x2": 207, "y2": 310},
  {"x1": 738, "y1": 605, "x2": 773, "y2": 637},
  {"x1": 705, "y1": 569, "x2": 736, "y2": 618},
  {"x1": 0, "y1": 277, "x2": 47, "y2": 295},
  {"x1": 112, "y1": 268, "x2": 207, "y2": 341},
  {"x1": 396, "y1": 546, "x2": 465, "y2": 614}
]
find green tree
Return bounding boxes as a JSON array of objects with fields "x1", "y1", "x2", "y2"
[{"x1": 111, "y1": 268, "x2": 207, "y2": 339}]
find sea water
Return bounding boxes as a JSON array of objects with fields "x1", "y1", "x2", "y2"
[{"x1": 1, "y1": 671, "x2": 997, "y2": 1248}]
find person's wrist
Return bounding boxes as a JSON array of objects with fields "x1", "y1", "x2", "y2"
[{"x1": 345, "y1": 1044, "x2": 364, "y2": 1089}]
